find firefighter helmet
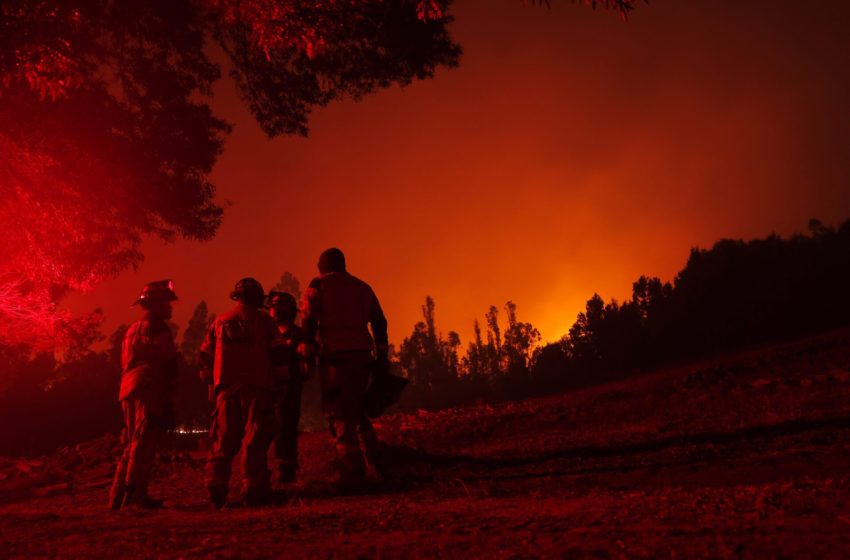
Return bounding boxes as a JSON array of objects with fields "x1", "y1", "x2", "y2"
[
  {"x1": 230, "y1": 277, "x2": 265, "y2": 305},
  {"x1": 266, "y1": 291, "x2": 297, "y2": 310},
  {"x1": 132, "y1": 280, "x2": 178, "y2": 307}
]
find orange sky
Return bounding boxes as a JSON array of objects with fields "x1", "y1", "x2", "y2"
[{"x1": 67, "y1": 0, "x2": 850, "y2": 348}]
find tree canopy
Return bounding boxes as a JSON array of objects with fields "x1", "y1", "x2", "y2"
[{"x1": 0, "y1": 0, "x2": 461, "y2": 348}]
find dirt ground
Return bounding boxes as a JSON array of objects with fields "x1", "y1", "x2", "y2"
[{"x1": 2, "y1": 329, "x2": 850, "y2": 558}]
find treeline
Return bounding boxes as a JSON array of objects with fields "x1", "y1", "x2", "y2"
[
  {"x1": 395, "y1": 298, "x2": 541, "y2": 407},
  {"x1": 394, "y1": 218, "x2": 850, "y2": 407},
  {"x1": 1, "y1": 219, "x2": 849, "y2": 455}
]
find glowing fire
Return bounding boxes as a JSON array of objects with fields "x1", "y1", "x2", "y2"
[{"x1": 173, "y1": 427, "x2": 209, "y2": 435}]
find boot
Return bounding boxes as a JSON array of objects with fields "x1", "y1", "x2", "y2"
[
  {"x1": 122, "y1": 487, "x2": 164, "y2": 510},
  {"x1": 208, "y1": 486, "x2": 227, "y2": 509},
  {"x1": 108, "y1": 486, "x2": 125, "y2": 511},
  {"x1": 335, "y1": 452, "x2": 367, "y2": 493},
  {"x1": 243, "y1": 486, "x2": 273, "y2": 507},
  {"x1": 276, "y1": 462, "x2": 298, "y2": 485},
  {"x1": 361, "y1": 435, "x2": 385, "y2": 477}
]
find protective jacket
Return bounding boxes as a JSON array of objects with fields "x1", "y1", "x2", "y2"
[
  {"x1": 273, "y1": 321, "x2": 306, "y2": 480},
  {"x1": 119, "y1": 319, "x2": 178, "y2": 400},
  {"x1": 277, "y1": 323, "x2": 305, "y2": 380},
  {"x1": 199, "y1": 303, "x2": 285, "y2": 390},
  {"x1": 112, "y1": 315, "x2": 178, "y2": 507},
  {"x1": 301, "y1": 271, "x2": 388, "y2": 355}
]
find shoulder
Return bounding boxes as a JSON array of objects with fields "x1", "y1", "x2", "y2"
[
  {"x1": 346, "y1": 272, "x2": 370, "y2": 289},
  {"x1": 348, "y1": 273, "x2": 377, "y2": 297},
  {"x1": 148, "y1": 319, "x2": 172, "y2": 336},
  {"x1": 216, "y1": 307, "x2": 240, "y2": 322},
  {"x1": 246, "y1": 307, "x2": 276, "y2": 327},
  {"x1": 125, "y1": 321, "x2": 144, "y2": 336},
  {"x1": 128, "y1": 320, "x2": 168, "y2": 337},
  {"x1": 304, "y1": 277, "x2": 323, "y2": 300}
]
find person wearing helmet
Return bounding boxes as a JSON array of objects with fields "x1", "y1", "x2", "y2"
[
  {"x1": 199, "y1": 277, "x2": 287, "y2": 508},
  {"x1": 266, "y1": 291, "x2": 312, "y2": 485},
  {"x1": 109, "y1": 280, "x2": 180, "y2": 510},
  {"x1": 299, "y1": 248, "x2": 389, "y2": 487}
]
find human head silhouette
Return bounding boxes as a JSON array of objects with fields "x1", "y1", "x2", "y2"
[
  {"x1": 318, "y1": 248, "x2": 346, "y2": 274},
  {"x1": 266, "y1": 291, "x2": 298, "y2": 324},
  {"x1": 230, "y1": 277, "x2": 265, "y2": 307},
  {"x1": 133, "y1": 280, "x2": 177, "y2": 320}
]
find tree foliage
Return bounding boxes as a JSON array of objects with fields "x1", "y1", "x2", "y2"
[
  {"x1": 532, "y1": 218, "x2": 850, "y2": 393},
  {"x1": 0, "y1": 0, "x2": 460, "y2": 348},
  {"x1": 271, "y1": 271, "x2": 303, "y2": 303},
  {"x1": 398, "y1": 296, "x2": 540, "y2": 406},
  {"x1": 395, "y1": 219, "x2": 850, "y2": 409},
  {"x1": 215, "y1": 0, "x2": 462, "y2": 136}
]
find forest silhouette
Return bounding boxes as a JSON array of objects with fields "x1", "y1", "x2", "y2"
[
  {"x1": 394, "y1": 218, "x2": 850, "y2": 407},
  {"x1": 1, "y1": 218, "x2": 848, "y2": 456}
]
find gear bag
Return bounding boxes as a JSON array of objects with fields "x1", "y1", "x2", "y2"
[{"x1": 364, "y1": 363, "x2": 408, "y2": 419}]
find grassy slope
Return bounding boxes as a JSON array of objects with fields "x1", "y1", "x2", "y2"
[{"x1": 2, "y1": 328, "x2": 850, "y2": 558}]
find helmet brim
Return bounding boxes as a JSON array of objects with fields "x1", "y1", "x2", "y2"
[{"x1": 132, "y1": 293, "x2": 178, "y2": 307}]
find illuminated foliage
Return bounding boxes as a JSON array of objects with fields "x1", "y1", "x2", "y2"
[{"x1": 0, "y1": 0, "x2": 459, "y2": 349}]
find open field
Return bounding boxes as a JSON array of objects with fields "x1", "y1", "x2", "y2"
[{"x1": 2, "y1": 328, "x2": 850, "y2": 558}]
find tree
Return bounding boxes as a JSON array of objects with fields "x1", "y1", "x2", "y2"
[
  {"x1": 107, "y1": 324, "x2": 130, "y2": 370},
  {"x1": 0, "y1": 0, "x2": 461, "y2": 348},
  {"x1": 484, "y1": 305, "x2": 503, "y2": 374},
  {"x1": 566, "y1": 293, "x2": 605, "y2": 367},
  {"x1": 529, "y1": 339, "x2": 571, "y2": 394},
  {"x1": 503, "y1": 300, "x2": 541, "y2": 373},
  {"x1": 175, "y1": 301, "x2": 216, "y2": 427},
  {"x1": 271, "y1": 272, "x2": 303, "y2": 303},
  {"x1": 462, "y1": 318, "x2": 490, "y2": 392},
  {"x1": 444, "y1": 330, "x2": 462, "y2": 381},
  {"x1": 180, "y1": 301, "x2": 215, "y2": 366},
  {"x1": 398, "y1": 296, "x2": 461, "y2": 406}
]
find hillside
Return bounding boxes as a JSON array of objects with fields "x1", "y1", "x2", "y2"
[{"x1": 2, "y1": 328, "x2": 850, "y2": 558}]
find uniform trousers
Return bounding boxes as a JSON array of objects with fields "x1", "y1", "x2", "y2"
[
  {"x1": 111, "y1": 385, "x2": 169, "y2": 497},
  {"x1": 320, "y1": 350, "x2": 379, "y2": 475},
  {"x1": 206, "y1": 385, "x2": 275, "y2": 494}
]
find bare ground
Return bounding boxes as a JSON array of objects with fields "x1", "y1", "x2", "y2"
[{"x1": 2, "y1": 328, "x2": 850, "y2": 558}]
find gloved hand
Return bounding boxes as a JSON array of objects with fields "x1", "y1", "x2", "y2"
[
  {"x1": 375, "y1": 348, "x2": 390, "y2": 379},
  {"x1": 273, "y1": 364, "x2": 291, "y2": 385},
  {"x1": 298, "y1": 359, "x2": 316, "y2": 381},
  {"x1": 297, "y1": 342, "x2": 318, "y2": 358}
]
